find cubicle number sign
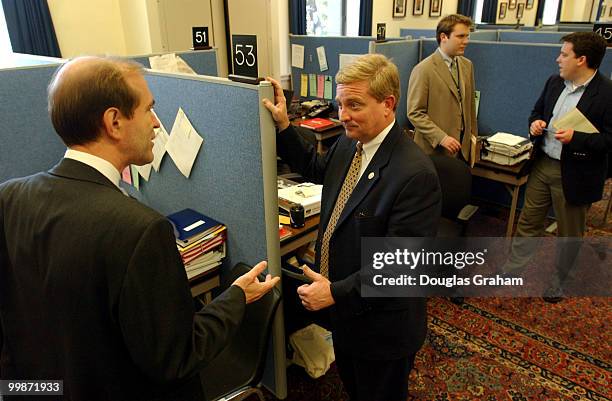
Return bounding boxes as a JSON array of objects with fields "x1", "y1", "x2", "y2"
[
  {"x1": 231, "y1": 35, "x2": 258, "y2": 78},
  {"x1": 594, "y1": 24, "x2": 612, "y2": 46},
  {"x1": 376, "y1": 23, "x2": 387, "y2": 42},
  {"x1": 192, "y1": 27, "x2": 210, "y2": 49}
]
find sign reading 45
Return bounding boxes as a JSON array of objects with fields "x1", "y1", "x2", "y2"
[{"x1": 232, "y1": 35, "x2": 258, "y2": 78}]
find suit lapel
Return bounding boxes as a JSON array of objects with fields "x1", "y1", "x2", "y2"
[
  {"x1": 333, "y1": 123, "x2": 401, "y2": 231},
  {"x1": 546, "y1": 78, "x2": 566, "y2": 121},
  {"x1": 49, "y1": 158, "x2": 122, "y2": 193},
  {"x1": 432, "y1": 52, "x2": 460, "y2": 103},
  {"x1": 576, "y1": 73, "x2": 601, "y2": 121}
]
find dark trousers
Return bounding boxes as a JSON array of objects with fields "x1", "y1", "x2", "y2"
[{"x1": 334, "y1": 347, "x2": 416, "y2": 401}]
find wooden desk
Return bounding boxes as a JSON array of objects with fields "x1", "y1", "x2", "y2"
[
  {"x1": 471, "y1": 161, "x2": 529, "y2": 237},
  {"x1": 291, "y1": 121, "x2": 343, "y2": 154},
  {"x1": 280, "y1": 215, "x2": 320, "y2": 256},
  {"x1": 188, "y1": 267, "x2": 221, "y2": 301}
]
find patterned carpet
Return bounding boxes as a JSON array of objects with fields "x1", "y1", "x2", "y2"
[{"x1": 265, "y1": 184, "x2": 612, "y2": 401}]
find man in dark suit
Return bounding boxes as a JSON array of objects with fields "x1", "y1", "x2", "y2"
[
  {"x1": 264, "y1": 54, "x2": 441, "y2": 401},
  {"x1": 509, "y1": 32, "x2": 611, "y2": 301},
  {"x1": 0, "y1": 56, "x2": 279, "y2": 400}
]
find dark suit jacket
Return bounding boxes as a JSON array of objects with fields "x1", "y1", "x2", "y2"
[
  {"x1": 278, "y1": 123, "x2": 441, "y2": 360},
  {"x1": 0, "y1": 159, "x2": 246, "y2": 401},
  {"x1": 529, "y1": 73, "x2": 612, "y2": 205}
]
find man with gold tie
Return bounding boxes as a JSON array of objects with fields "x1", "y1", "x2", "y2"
[
  {"x1": 264, "y1": 54, "x2": 441, "y2": 401},
  {"x1": 408, "y1": 14, "x2": 478, "y2": 164}
]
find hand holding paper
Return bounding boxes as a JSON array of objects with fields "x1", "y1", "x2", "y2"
[{"x1": 552, "y1": 107, "x2": 599, "y2": 134}]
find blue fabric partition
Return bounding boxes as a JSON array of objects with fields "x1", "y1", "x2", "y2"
[
  {"x1": 370, "y1": 39, "x2": 421, "y2": 129},
  {"x1": 0, "y1": 65, "x2": 66, "y2": 183},
  {"x1": 470, "y1": 30, "x2": 498, "y2": 41},
  {"x1": 129, "y1": 49, "x2": 219, "y2": 76},
  {"x1": 399, "y1": 28, "x2": 436, "y2": 38},
  {"x1": 289, "y1": 34, "x2": 373, "y2": 100},
  {"x1": 498, "y1": 31, "x2": 566, "y2": 43}
]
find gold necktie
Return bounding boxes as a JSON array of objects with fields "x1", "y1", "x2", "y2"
[{"x1": 319, "y1": 143, "x2": 363, "y2": 278}]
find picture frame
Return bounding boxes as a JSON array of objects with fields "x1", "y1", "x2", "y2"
[
  {"x1": 393, "y1": 0, "x2": 407, "y2": 17},
  {"x1": 609, "y1": 6, "x2": 612, "y2": 17},
  {"x1": 526, "y1": 0, "x2": 534, "y2": 9},
  {"x1": 499, "y1": 2, "x2": 507, "y2": 19},
  {"x1": 508, "y1": 0, "x2": 517, "y2": 10},
  {"x1": 413, "y1": 0, "x2": 424, "y2": 16},
  {"x1": 517, "y1": 3, "x2": 525, "y2": 19},
  {"x1": 429, "y1": 0, "x2": 443, "y2": 17}
]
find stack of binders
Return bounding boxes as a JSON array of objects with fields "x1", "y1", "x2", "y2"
[
  {"x1": 481, "y1": 132, "x2": 533, "y2": 166},
  {"x1": 167, "y1": 208, "x2": 227, "y2": 280}
]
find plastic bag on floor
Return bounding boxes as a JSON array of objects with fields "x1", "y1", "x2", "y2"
[{"x1": 289, "y1": 323, "x2": 335, "y2": 378}]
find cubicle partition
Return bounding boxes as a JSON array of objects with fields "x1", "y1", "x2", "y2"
[
  {"x1": 0, "y1": 64, "x2": 287, "y2": 398},
  {"x1": 289, "y1": 34, "x2": 373, "y2": 100},
  {"x1": 0, "y1": 64, "x2": 65, "y2": 183},
  {"x1": 399, "y1": 28, "x2": 436, "y2": 38},
  {"x1": 470, "y1": 30, "x2": 498, "y2": 41},
  {"x1": 370, "y1": 39, "x2": 421, "y2": 129},
  {"x1": 130, "y1": 48, "x2": 219, "y2": 76},
  {"x1": 498, "y1": 30, "x2": 567, "y2": 43}
]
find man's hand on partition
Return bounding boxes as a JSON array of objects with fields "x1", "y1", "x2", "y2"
[
  {"x1": 296, "y1": 266, "x2": 335, "y2": 311},
  {"x1": 262, "y1": 77, "x2": 290, "y2": 131},
  {"x1": 530, "y1": 120, "x2": 547, "y2": 136},
  {"x1": 232, "y1": 261, "x2": 280, "y2": 304},
  {"x1": 440, "y1": 135, "x2": 461, "y2": 154}
]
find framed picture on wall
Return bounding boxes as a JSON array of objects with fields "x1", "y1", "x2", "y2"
[
  {"x1": 517, "y1": 3, "x2": 525, "y2": 19},
  {"x1": 393, "y1": 0, "x2": 407, "y2": 17},
  {"x1": 413, "y1": 0, "x2": 424, "y2": 15},
  {"x1": 526, "y1": 0, "x2": 534, "y2": 9},
  {"x1": 499, "y1": 2, "x2": 508, "y2": 19},
  {"x1": 509, "y1": 0, "x2": 517, "y2": 9},
  {"x1": 429, "y1": 0, "x2": 443, "y2": 17}
]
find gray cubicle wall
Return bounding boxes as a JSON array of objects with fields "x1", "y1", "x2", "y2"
[
  {"x1": 129, "y1": 48, "x2": 219, "y2": 76},
  {"x1": 289, "y1": 34, "x2": 373, "y2": 100},
  {"x1": 0, "y1": 66, "x2": 286, "y2": 398},
  {"x1": 498, "y1": 31, "x2": 567, "y2": 43},
  {"x1": 470, "y1": 30, "x2": 498, "y2": 41},
  {"x1": 399, "y1": 28, "x2": 436, "y2": 38},
  {"x1": 370, "y1": 39, "x2": 421, "y2": 129},
  {"x1": 0, "y1": 65, "x2": 65, "y2": 183}
]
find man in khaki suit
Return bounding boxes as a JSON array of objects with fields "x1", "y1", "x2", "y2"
[{"x1": 408, "y1": 14, "x2": 477, "y2": 164}]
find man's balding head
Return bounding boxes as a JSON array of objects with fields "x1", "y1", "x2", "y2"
[{"x1": 48, "y1": 56, "x2": 144, "y2": 146}]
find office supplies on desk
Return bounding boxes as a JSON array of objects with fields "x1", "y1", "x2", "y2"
[
  {"x1": 300, "y1": 118, "x2": 336, "y2": 131},
  {"x1": 278, "y1": 183, "x2": 323, "y2": 218}
]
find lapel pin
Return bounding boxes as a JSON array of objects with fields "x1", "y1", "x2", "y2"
[{"x1": 368, "y1": 172, "x2": 374, "y2": 180}]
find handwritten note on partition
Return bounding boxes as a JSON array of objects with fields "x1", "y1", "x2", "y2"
[{"x1": 166, "y1": 108, "x2": 204, "y2": 178}]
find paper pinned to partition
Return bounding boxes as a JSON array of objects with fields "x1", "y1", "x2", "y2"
[
  {"x1": 339, "y1": 54, "x2": 363, "y2": 70},
  {"x1": 292, "y1": 44, "x2": 305, "y2": 69},
  {"x1": 316, "y1": 46, "x2": 328, "y2": 71},
  {"x1": 552, "y1": 107, "x2": 599, "y2": 134},
  {"x1": 166, "y1": 108, "x2": 204, "y2": 178},
  {"x1": 149, "y1": 54, "x2": 196, "y2": 75}
]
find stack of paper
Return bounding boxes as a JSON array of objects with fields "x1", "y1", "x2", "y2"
[{"x1": 481, "y1": 132, "x2": 533, "y2": 166}]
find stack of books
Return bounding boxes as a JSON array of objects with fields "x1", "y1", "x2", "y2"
[{"x1": 167, "y1": 208, "x2": 227, "y2": 280}]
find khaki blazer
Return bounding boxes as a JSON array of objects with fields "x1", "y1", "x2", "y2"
[{"x1": 407, "y1": 50, "x2": 478, "y2": 163}]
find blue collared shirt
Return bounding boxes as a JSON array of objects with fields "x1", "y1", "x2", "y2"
[{"x1": 542, "y1": 72, "x2": 596, "y2": 160}]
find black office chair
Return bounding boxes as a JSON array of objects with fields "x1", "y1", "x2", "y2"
[
  {"x1": 430, "y1": 155, "x2": 479, "y2": 237},
  {"x1": 199, "y1": 263, "x2": 282, "y2": 401}
]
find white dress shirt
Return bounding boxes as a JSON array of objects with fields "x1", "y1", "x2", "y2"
[
  {"x1": 358, "y1": 119, "x2": 395, "y2": 180},
  {"x1": 64, "y1": 149, "x2": 123, "y2": 191}
]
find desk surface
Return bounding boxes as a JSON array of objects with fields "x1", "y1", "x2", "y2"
[{"x1": 280, "y1": 215, "x2": 320, "y2": 256}]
